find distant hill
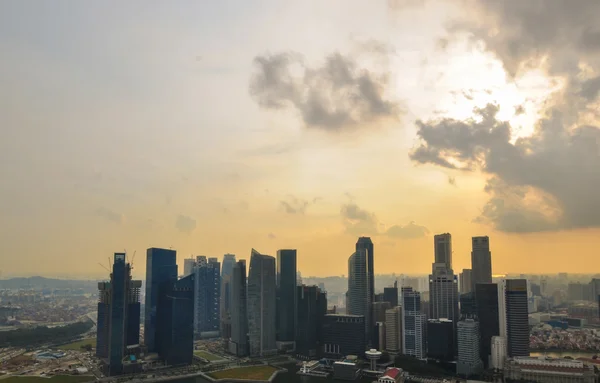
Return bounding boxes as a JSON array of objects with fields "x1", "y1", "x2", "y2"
[{"x1": 0, "y1": 276, "x2": 99, "y2": 290}]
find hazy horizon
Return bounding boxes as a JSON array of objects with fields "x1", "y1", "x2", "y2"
[{"x1": 2, "y1": 1, "x2": 600, "y2": 277}]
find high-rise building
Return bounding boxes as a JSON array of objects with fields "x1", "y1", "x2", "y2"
[
  {"x1": 456, "y1": 319, "x2": 483, "y2": 377},
  {"x1": 229, "y1": 260, "x2": 248, "y2": 356},
  {"x1": 144, "y1": 248, "x2": 177, "y2": 352},
  {"x1": 183, "y1": 258, "x2": 195, "y2": 277},
  {"x1": 402, "y1": 287, "x2": 426, "y2": 359},
  {"x1": 247, "y1": 249, "x2": 277, "y2": 356},
  {"x1": 383, "y1": 281, "x2": 399, "y2": 307},
  {"x1": 276, "y1": 249, "x2": 297, "y2": 345},
  {"x1": 96, "y1": 253, "x2": 142, "y2": 376},
  {"x1": 356, "y1": 237, "x2": 374, "y2": 346},
  {"x1": 194, "y1": 256, "x2": 220, "y2": 336},
  {"x1": 434, "y1": 233, "x2": 452, "y2": 270},
  {"x1": 429, "y1": 264, "x2": 459, "y2": 327},
  {"x1": 427, "y1": 319, "x2": 454, "y2": 362},
  {"x1": 475, "y1": 283, "x2": 500, "y2": 367},
  {"x1": 459, "y1": 292, "x2": 477, "y2": 318},
  {"x1": 505, "y1": 279, "x2": 529, "y2": 357},
  {"x1": 296, "y1": 285, "x2": 327, "y2": 358},
  {"x1": 347, "y1": 247, "x2": 372, "y2": 347},
  {"x1": 220, "y1": 254, "x2": 236, "y2": 339},
  {"x1": 156, "y1": 273, "x2": 195, "y2": 366},
  {"x1": 490, "y1": 336, "x2": 507, "y2": 370},
  {"x1": 471, "y1": 236, "x2": 492, "y2": 290},
  {"x1": 322, "y1": 314, "x2": 366, "y2": 357},
  {"x1": 373, "y1": 301, "x2": 392, "y2": 323},
  {"x1": 459, "y1": 269, "x2": 472, "y2": 294},
  {"x1": 385, "y1": 306, "x2": 402, "y2": 353}
]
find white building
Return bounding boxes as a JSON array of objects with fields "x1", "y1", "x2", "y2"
[
  {"x1": 456, "y1": 319, "x2": 483, "y2": 377},
  {"x1": 490, "y1": 336, "x2": 507, "y2": 370}
]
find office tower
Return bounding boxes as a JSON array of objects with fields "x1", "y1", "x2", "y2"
[
  {"x1": 385, "y1": 306, "x2": 402, "y2": 353},
  {"x1": 229, "y1": 260, "x2": 248, "y2": 356},
  {"x1": 402, "y1": 287, "x2": 426, "y2": 359},
  {"x1": 296, "y1": 285, "x2": 327, "y2": 357},
  {"x1": 590, "y1": 278, "x2": 600, "y2": 302},
  {"x1": 356, "y1": 237, "x2": 375, "y2": 345},
  {"x1": 427, "y1": 319, "x2": 454, "y2": 361},
  {"x1": 247, "y1": 249, "x2": 277, "y2": 356},
  {"x1": 490, "y1": 336, "x2": 507, "y2": 370},
  {"x1": 456, "y1": 319, "x2": 483, "y2": 377},
  {"x1": 96, "y1": 253, "x2": 142, "y2": 376},
  {"x1": 183, "y1": 258, "x2": 195, "y2": 277},
  {"x1": 144, "y1": 248, "x2": 177, "y2": 352},
  {"x1": 505, "y1": 279, "x2": 529, "y2": 357},
  {"x1": 157, "y1": 273, "x2": 195, "y2": 366},
  {"x1": 347, "y1": 247, "x2": 372, "y2": 347},
  {"x1": 276, "y1": 249, "x2": 297, "y2": 345},
  {"x1": 429, "y1": 264, "x2": 459, "y2": 326},
  {"x1": 373, "y1": 302, "x2": 392, "y2": 323},
  {"x1": 471, "y1": 236, "x2": 492, "y2": 290},
  {"x1": 459, "y1": 292, "x2": 477, "y2": 318},
  {"x1": 220, "y1": 254, "x2": 236, "y2": 339},
  {"x1": 434, "y1": 233, "x2": 452, "y2": 270},
  {"x1": 322, "y1": 314, "x2": 366, "y2": 357},
  {"x1": 383, "y1": 280, "x2": 399, "y2": 307},
  {"x1": 459, "y1": 269, "x2": 472, "y2": 294},
  {"x1": 475, "y1": 283, "x2": 500, "y2": 367},
  {"x1": 194, "y1": 256, "x2": 220, "y2": 336}
]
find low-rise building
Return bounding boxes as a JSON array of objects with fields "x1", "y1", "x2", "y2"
[{"x1": 504, "y1": 356, "x2": 596, "y2": 383}]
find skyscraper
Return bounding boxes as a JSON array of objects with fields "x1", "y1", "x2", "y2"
[
  {"x1": 385, "y1": 306, "x2": 402, "y2": 353},
  {"x1": 157, "y1": 273, "x2": 195, "y2": 366},
  {"x1": 96, "y1": 253, "x2": 141, "y2": 376},
  {"x1": 475, "y1": 283, "x2": 500, "y2": 367},
  {"x1": 429, "y1": 264, "x2": 459, "y2": 326},
  {"x1": 183, "y1": 258, "x2": 195, "y2": 277},
  {"x1": 383, "y1": 280, "x2": 399, "y2": 307},
  {"x1": 505, "y1": 279, "x2": 529, "y2": 357},
  {"x1": 427, "y1": 319, "x2": 454, "y2": 361},
  {"x1": 356, "y1": 236, "x2": 374, "y2": 345},
  {"x1": 434, "y1": 233, "x2": 452, "y2": 270},
  {"x1": 144, "y1": 248, "x2": 177, "y2": 352},
  {"x1": 471, "y1": 236, "x2": 492, "y2": 290},
  {"x1": 459, "y1": 269, "x2": 472, "y2": 294},
  {"x1": 402, "y1": 287, "x2": 426, "y2": 359},
  {"x1": 229, "y1": 260, "x2": 248, "y2": 357},
  {"x1": 296, "y1": 285, "x2": 327, "y2": 357},
  {"x1": 194, "y1": 256, "x2": 220, "y2": 336},
  {"x1": 247, "y1": 249, "x2": 277, "y2": 356},
  {"x1": 456, "y1": 319, "x2": 483, "y2": 377},
  {"x1": 347, "y1": 248, "x2": 372, "y2": 347},
  {"x1": 220, "y1": 254, "x2": 236, "y2": 339},
  {"x1": 276, "y1": 249, "x2": 297, "y2": 344}
]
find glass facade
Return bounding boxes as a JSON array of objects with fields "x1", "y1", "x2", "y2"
[
  {"x1": 247, "y1": 249, "x2": 277, "y2": 356},
  {"x1": 276, "y1": 249, "x2": 297, "y2": 342}
]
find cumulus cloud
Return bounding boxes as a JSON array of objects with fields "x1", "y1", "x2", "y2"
[
  {"x1": 340, "y1": 202, "x2": 428, "y2": 239},
  {"x1": 175, "y1": 214, "x2": 196, "y2": 234},
  {"x1": 249, "y1": 46, "x2": 401, "y2": 130},
  {"x1": 95, "y1": 207, "x2": 124, "y2": 224},
  {"x1": 410, "y1": 104, "x2": 600, "y2": 233}
]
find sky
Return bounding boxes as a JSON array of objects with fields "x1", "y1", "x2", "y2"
[{"x1": 1, "y1": 0, "x2": 600, "y2": 279}]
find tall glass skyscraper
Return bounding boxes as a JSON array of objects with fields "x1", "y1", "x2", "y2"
[
  {"x1": 434, "y1": 233, "x2": 452, "y2": 270},
  {"x1": 144, "y1": 248, "x2": 177, "y2": 352},
  {"x1": 347, "y1": 248, "x2": 372, "y2": 347},
  {"x1": 356, "y1": 237, "x2": 374, "y2": 346},
  {"x1": 471, "y1": 236, "x2": 492, "y2": 289},
  {"x1": 402, "y1": 287, "x2": 426, "y2": 359},
  {"x1": 276, "y1": 249, "x2": 297, "y2": 343},
  {"x1": 475, "y1": 283, "x2": 500, "y2": 367},
  {"x1": 229, "y1": 260, "x2": 248, "y2": 356},
  {"x1": 194, "y1": 256, "x2": 221, "y2": 336},
  {"x1": 505, "y1": 279, "x2": 529, "y2": 357},
  {"x1": 247, "y1": 249, "x2": 277, "y2": 356},
  {"x1": 220, "y1": 254, "x2": 236, "y2": 339}
]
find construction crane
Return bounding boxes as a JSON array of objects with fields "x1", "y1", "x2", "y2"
[
  {"x1": 130, "y1": 250, "x2": 137, "y2": 270},
  {"x1": 98, "y1": 263, "x2": 110, "y2": 273}
]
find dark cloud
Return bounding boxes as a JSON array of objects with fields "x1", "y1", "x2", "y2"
[
  {"x1": 580, "y1": 76, "x2": 600, "y2": 101},
  {"x1": 386, "y1": 222, "x2": 430, "y2": 239},
  {"x1": 447, "y1": 176, "x2": 456, "y2": 186},
  {"x1": 175, "y1": 214, "x2": 196, "y2": 234},
  {"x1": 280, "y1": 197, "x2": 309, "y2": 215},
  {"x1": 410, "y1": 104, "x2": 600, "y2": 233},
  {"x1": 249, "y1": 48, "x2": 401, "y2": 130},
  {"x1": 340, "y1": 203, "x2": 428, "y2": 238},
  {"x1": 95, "y1": 207, "x2": 124, "y2": 224}
]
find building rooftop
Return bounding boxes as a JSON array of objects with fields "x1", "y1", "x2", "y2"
[{"x1": 382, "y1": 367, "x2": 402, "y2": 379}]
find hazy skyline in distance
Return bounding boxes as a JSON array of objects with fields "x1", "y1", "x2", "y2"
[{"x1": 1, "y1": 0, "x2": 600, "y2": 279}]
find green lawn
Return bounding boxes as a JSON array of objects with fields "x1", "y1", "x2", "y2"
[
  {"x1": 209, "y1": 365, "x2": 278, "y2": 381},
  {"x1": 193, "y1": 350, "x2": 222, "y2": 361},
  {"x1": 56, "y1": 338, "x2": 96, "y2": 351},
  {"x1": 1, "y1": 375, "x2": 94, "y2": 383}
]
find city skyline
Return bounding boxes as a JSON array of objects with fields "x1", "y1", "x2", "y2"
[{"x1": 2, "y1": 1, "x2": 600, "y2": 277}]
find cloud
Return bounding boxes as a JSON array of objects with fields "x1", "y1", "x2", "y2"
[
  {"x1": 280, "y1": 196, "x2": 310, "y2": 215},
  {"x1": 95, "y1": 207, "x2": 124, "y2": 224},
  {"x1": 249, "y1": 46, "x2": 401, "y2": 130},
  {"x1": 386, "y1": 222, "x2": 430, "y2": 239},
  {"x1": 175, "y1": 214, "x2": 196, "y2": 234},
  {"x1": 410, "y1": 103, "x2": 600, "y2": 233},
  {"x1": 447, "y1": 176, "x2": 456, "y2": 186},
  {"x1": 268, "y1": 233, "x2": 276, "y2": 240},
  {"x1": 340, "y1": 202, "x2": 428, "y2": 239}
]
